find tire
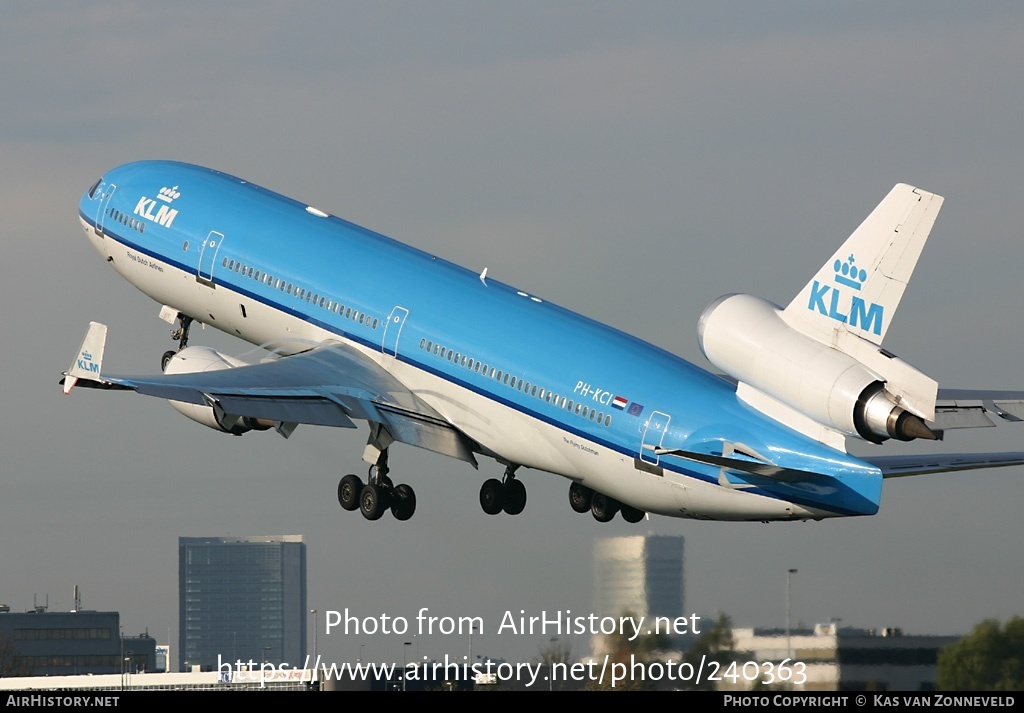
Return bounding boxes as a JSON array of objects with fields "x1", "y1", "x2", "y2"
[
  {"x1": 338, "y1": 474, "x2": 363, "y2": 511},
  {"x1": 479, "y1": 478, "x2": 504, "y2": 515},
  {"x1": 391, "y1": 484, "x2": 417, "y2": 521},
  {"x1": 161, "y1": 350, "x2": 176, "y2": 372},
  {"x1": 620, "y1": 504, "x2": 645, "y2": 523},
  {"x1": 568, "y1": 483, "x2": 593, "y2": 513},
  {"x1": 591, "y1": 493, "x2": 619, "y2": 523},
  {"x1": 503, "y1": 479, "x2": 527, "y2": 516},
  {"x1": 360, "y1": 483, "x2": 387, "y2": 521}
]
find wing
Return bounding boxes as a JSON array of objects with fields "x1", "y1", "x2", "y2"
[
  {"x1": 930, "y1": 389, "x2": 1024, "y2": 430},
  {"x1": 62, "y1": 322, "x2": 478, "y2": 465}
]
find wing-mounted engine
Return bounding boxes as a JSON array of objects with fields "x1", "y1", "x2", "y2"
[
  {"x1": 698, "y1": 293, "x2": 939, "y2": 446},
  {"x1": 163, "y1": 346, "x2": 274, "y2": 435}
]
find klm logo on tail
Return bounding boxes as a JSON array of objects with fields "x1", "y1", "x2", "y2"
[
  {"x1": 807, "y1": 255, "x2": 884, "y2": 336},
  {"x1": 77, "y1": 350, "x2": 100, "y2": 374}
]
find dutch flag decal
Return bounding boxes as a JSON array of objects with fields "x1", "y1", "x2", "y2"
[{"x1": 612, "y1": 395, "x2": 628, "y2": 410}]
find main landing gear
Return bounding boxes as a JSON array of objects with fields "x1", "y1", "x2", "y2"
[
  {"x1": 479, "y1": 464, "x2": 527, "y2": 516},
  {"x1": 337, "y1": 438, "x2": 417, "y2": 522},
  {"x1": 161, "y1": 313, "x2": 194, "y2": 372},
  {"x1": 568, "y1": 482, "x2": 645, "y2": 524}
]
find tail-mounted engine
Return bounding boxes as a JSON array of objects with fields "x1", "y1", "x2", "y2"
[
  {"x1": 163, "y1": 346, "x2": 274, "y2": 435},
  {"x1": 698, "y1": 294, "x2": 939, "y2": 444}
]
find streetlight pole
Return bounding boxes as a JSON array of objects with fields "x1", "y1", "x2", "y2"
[
  {"x1": 403, "y1": 641, "x2": 412, "y2": 691},
  {"x1": 786, "y1": 568, "x2": 798, "y2": 660},
  {"x1": 309, "y1": 609, "x2": 318, "y2": 662}
]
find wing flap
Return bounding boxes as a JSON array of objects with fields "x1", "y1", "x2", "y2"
[{"x1": 213, "y1": 394, "x2": 356, "y2": 428}]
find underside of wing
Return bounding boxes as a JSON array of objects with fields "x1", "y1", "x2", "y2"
[
  {"x1": 62, "y1": 325, "x2": 478, "y2": 465},
  {"x1": 862, "y1": 452, "x2": 1024, "y2": 478}
]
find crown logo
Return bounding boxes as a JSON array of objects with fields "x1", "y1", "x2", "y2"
[
  {"x1": 833, "y1": 254, "x2": 866, "y2": 290},
  {"x1": 157, "y1": 185, "x2": 181, "y2": 203}
]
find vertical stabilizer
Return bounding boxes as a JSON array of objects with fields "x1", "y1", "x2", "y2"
[{"x1": 783, "y1": 184, "x2": 944, "y2": 346}]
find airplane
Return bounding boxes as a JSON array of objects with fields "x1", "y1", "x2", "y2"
[{"x1": 63, "y1": 161, "x2": 1024, "y2": 524}]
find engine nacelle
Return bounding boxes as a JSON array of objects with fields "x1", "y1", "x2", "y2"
[
  {"x1": 164, "y1": 346, "x2": 273, "y2": 435},
  {"x1": 698, "y1": 294, "x2": 937, "y2": 443}
]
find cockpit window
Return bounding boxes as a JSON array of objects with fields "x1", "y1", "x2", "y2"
[{"x1": 87, "y1": 178, "x2": 102, "y2": 199}]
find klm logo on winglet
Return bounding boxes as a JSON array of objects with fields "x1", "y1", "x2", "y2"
[
  {"x1": 77, "y1": 350, "x2": 100, "y2": 374},
  {"x1": 807, "y1": 255, "x2": 884, "y2": 336},
  {"x1": 133, "y1": 185, "x2": 181, "y2": 228}
]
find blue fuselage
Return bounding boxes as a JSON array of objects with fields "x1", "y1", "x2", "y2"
[{"x1": 78, "y1": 160, "x2": 882, "y2": 520}]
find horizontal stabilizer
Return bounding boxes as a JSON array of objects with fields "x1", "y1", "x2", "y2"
[
  {"x1": 931, "y1": 389, "x2": 1024, "y2": 430},
  {"x1": 863, "y1": 452, "x2": 1024, "y2": 478}
]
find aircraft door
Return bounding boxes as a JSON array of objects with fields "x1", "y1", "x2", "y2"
[
  {"x1": 640, "y1": 411, "x2": 672, "y2": 465},
  {"x1": 197, "y1": 231, "x2": 226, "y2": 284},
  {"x1": 94, "y1": 183, "x2": 116, "y2": 237},
  {"x1": 382, "y1": 306, "x2": 409, "y2": 357}
]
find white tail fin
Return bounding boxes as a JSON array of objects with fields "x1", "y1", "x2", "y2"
[
  {"x1": 783, "y1": 184, "x2": 944, "y2": 346},
  {"x1": 63, "y1": 322, "x2": 108, "y2": 394}
]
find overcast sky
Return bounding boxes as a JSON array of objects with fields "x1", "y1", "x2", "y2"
[{"x1": 2, "y1": 2, "x2": 1024, "y2": 668}]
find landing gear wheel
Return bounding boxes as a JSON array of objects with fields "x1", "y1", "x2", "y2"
[
  {"x1": 503, "y1": 479, "x2": 527, "y2": 516},
  {"x1": 391, "y1": 484, "x2": 417, "y2": 521},
  {"x1": 161, "y1": 350, "x2": 176, "y2": 372},
  {"x1": 480, "y1": 479, "x2": 504, "y2": 515},
  {"x1": 337, "y1": 474, "x2": 363, "y2": 511},
  {"x1": 360, "y1": 483, "x2": 388, "y2": 521},
  {"x1": 591, "y1": 493, "x2": 619, "y2": 523},
  {"x1": 620, "y1": 504, "x2": 645, "y2": 523},
  {"x1": 569, "y1": 483, "x2": 593, "y2": 513}
]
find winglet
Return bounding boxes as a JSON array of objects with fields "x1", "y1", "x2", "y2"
[
  {"x1": 783, "y1": 184, "x2": 944, "y2": 346},
  {"x1": 63, "y1": 322, "x2": 108, "y2": 394}
]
